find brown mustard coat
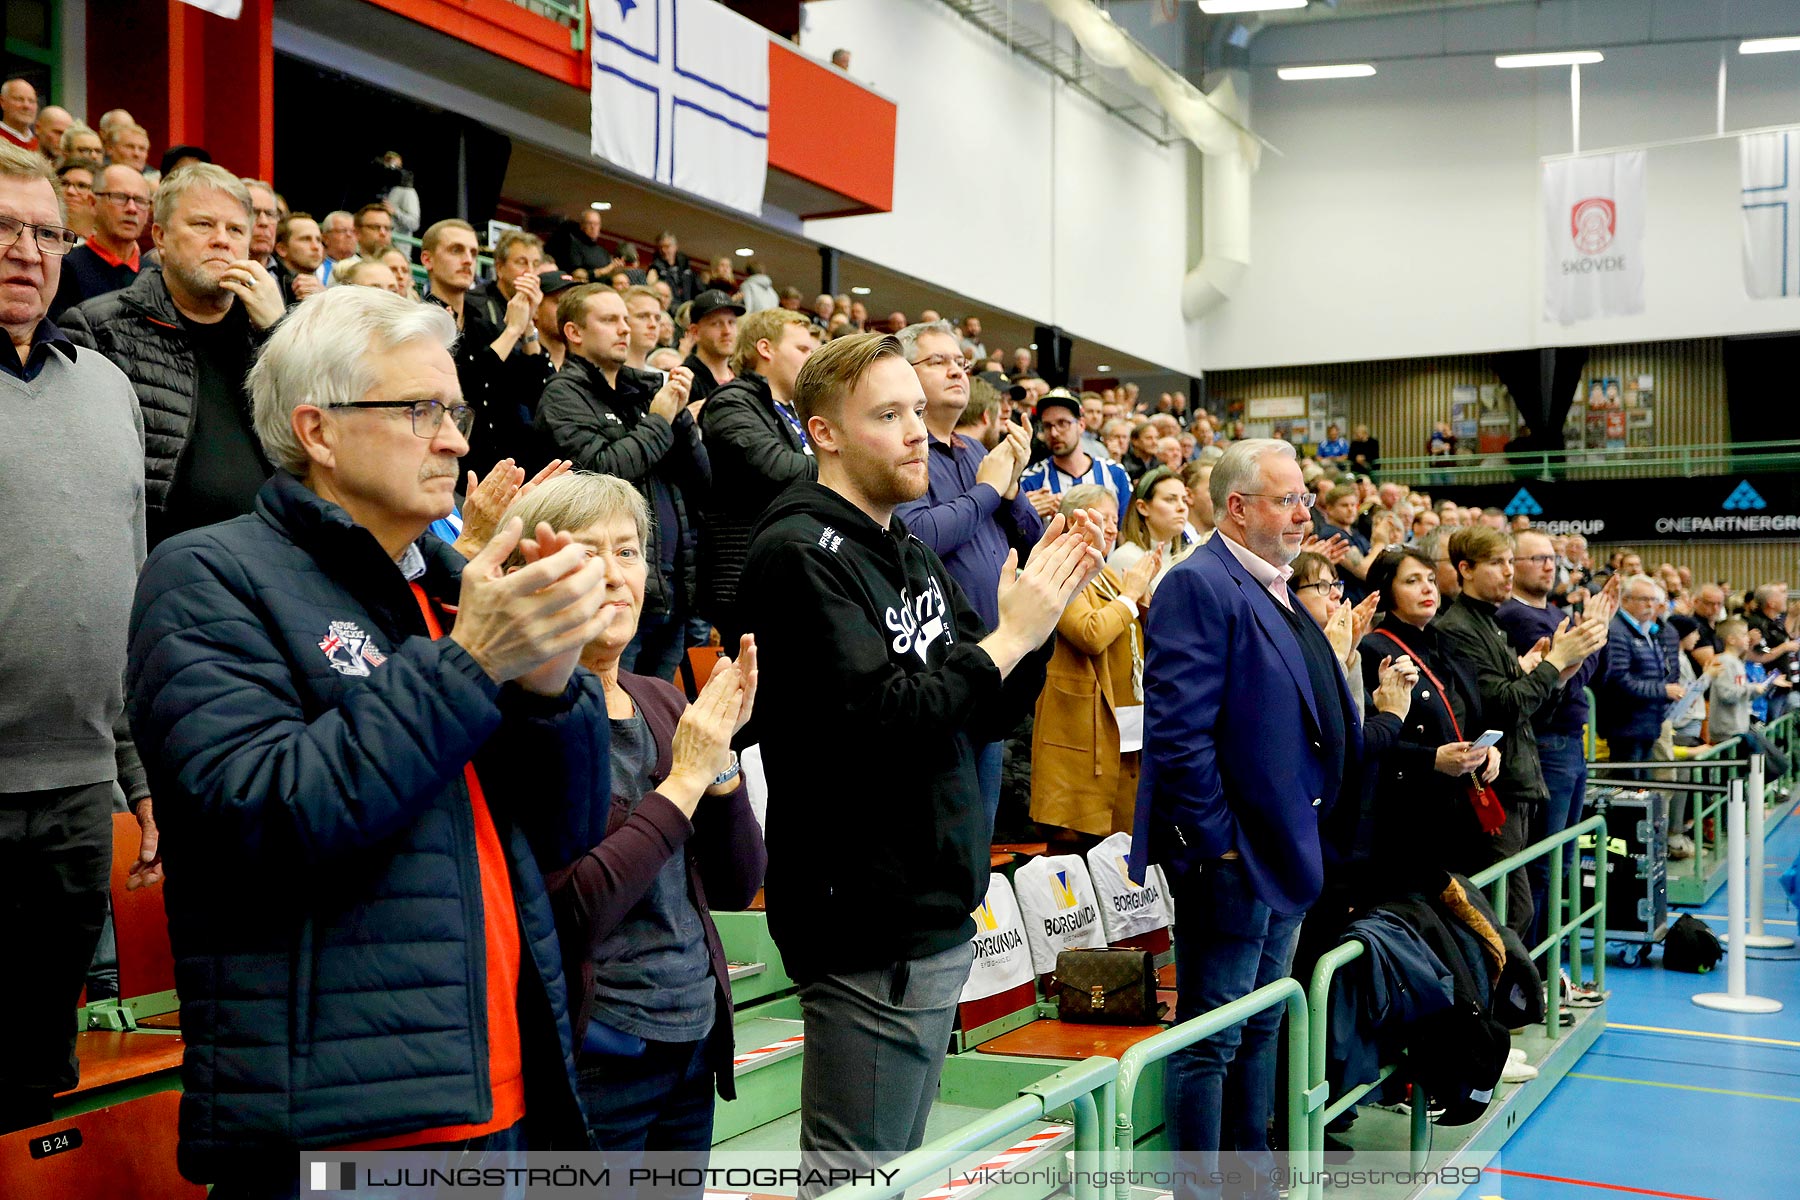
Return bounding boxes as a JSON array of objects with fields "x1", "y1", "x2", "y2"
[{"x1": 1030, "y1": 567, "x2": 1145, "y2": 837}]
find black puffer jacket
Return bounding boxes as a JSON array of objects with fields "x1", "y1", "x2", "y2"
[
  {"x1": 61, "y1": 265, "x2": 268, "y2": 524},
  {"x1": 127, "y1": 473, "x2": 598, "y2": 1182},
  {"x1": 695, "y1": 371, "x2": 816, "y2": 640},
  {"x1": 535, "y1": 356, "x2": 710, "y2": 616}
]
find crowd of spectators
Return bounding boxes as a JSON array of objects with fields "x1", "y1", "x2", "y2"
[{"x1": 7, "y1": 74, "x2": 1800, "y2": 1200}]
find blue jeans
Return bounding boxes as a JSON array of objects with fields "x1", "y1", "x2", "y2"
[
  {"x1": 577, "y1": 1038, "x2": 714, "y2": 1200},
  {"x1": 207, "y1": 1120, "x2": 527, "y2": 1200},
  {"x1": 1530, "y1": 733, "x2": 1588, "y2": 948},
  {"x1": 1165, "y1": 858, "x2": 1305, "y2": 1200}
]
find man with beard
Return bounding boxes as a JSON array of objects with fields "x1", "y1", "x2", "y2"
[
  {"x1": 422, "y1": 220, "x2": 553, "y2": 476},
  {"x1": 274, "y1": 212, "x2": 325, "y2": 302},
  {"x1": 535, "y1": 284, "x2": 707, "y2": 680},
  {"x1": 737, "y1": 332, "x2": 1100, "y2": 1193},
  {"x1": 64, "y1": 164, "x2": 284, "y2": 548},
  {"x1": 51, "y1": 163, "x2": 148, "y2": 317},
  {"x1": 1021, "y1": 389, "x2": 1130, "y2": 523}
]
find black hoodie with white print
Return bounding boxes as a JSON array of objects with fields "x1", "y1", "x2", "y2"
[{"x1": 739, "y1": 481, "x2": 1051, "y2": 982}]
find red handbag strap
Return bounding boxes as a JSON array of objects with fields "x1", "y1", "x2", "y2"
[{"x1": 1372, "y1": 627, "x2": 1466, "y2": 742}]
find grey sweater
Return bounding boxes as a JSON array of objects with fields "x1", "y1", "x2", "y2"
[
  {"x1": 0, "y1": 337, "x2": 148, "y2": 800},
  {"x1": 1707, "y1": 652, "x2": 1758, "y2": 741}
]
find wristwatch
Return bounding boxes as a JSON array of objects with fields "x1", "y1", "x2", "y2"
[
  {"x1": 712, "y1": 751, "x2": 742, "y2": 788},
  {"x1": 523, "y1": 328, "x2": 539, "y2": 342}
]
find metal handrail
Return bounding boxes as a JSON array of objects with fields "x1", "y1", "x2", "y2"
[
  {"x1": 1113, "y1": 978, "x2": 1311, "y2": 1200},
  {"x1": 1367, "y1": 439, "x2": 1800, "y2": 485},
  {"x1": 1303, "y1": 814, "x2": 1608, "y2": 1198},
  {"x1": 814, "y1": 1057, "x2": 1118, "y2": 1200},
  {"x1": 501, "y1": 0, "x2": 586, "y2": 50}
]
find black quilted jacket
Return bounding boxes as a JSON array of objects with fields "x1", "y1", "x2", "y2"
[
  {"x1": 61, "y1": 266, "x2": 269, "y2": 531},
  {"x1": 534, "y1": 356, "x2": 709, "y2": 616}
]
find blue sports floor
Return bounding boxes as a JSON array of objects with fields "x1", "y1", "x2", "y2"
[{"x1": 1480, "y1": 812, "x2": 1800, "y2": 1200}]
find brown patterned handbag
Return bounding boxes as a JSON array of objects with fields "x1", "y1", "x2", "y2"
[{"x1": 1053, "y1": 948, "x2": 1158, "y2": 1024}]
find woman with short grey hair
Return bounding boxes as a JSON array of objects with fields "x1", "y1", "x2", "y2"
[{"x1": 500, "y1": 472, "x2": 766, "y2": 1184}]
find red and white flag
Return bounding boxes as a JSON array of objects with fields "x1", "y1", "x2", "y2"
[{"x1": 1542, "y1": 150, "x2": 1646, "y2": 324}]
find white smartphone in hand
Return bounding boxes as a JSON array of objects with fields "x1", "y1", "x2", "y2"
[{"x1": 1471, "y1": 729, "x2": 1504, "y2": 750}]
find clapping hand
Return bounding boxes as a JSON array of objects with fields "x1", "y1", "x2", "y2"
[
  {"x1": 665, "y1": 660, "x2": 747, "y2": 815},
  {"x1": 450, "y1": 519, "x2": 610, "y2": 695},
  {"x1": 453, "y1": 458, "x2": 572, "y2": 559},
  {"x1": 1348, "y1": 591, "x2": 1380, "y2": 645},
  {"x1": 1372, "y1": 654, "x2": 1418, "y2": 720},
  {"x1": 987, "y1": 514, "x2": 1107, "y2": 674},
  {"x1": 1300, "y1": 532, "x2": 1350, "y2": 566}
]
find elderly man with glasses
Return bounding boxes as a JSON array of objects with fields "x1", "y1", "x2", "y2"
[
  {"x1": 0, "y1": 142, "x2": 150, "y2": 1135},
  {"x1": 64, "y1": 163, "x2": 287, "y2": 548},
  {"x1": 49, "y1": 163, "x2": 148, "y2": 318},
  {"x1": 126, "y1": 286, "x2": 613, "y2": 1196},
  {"x1": 892, "y1": 318, "x2": 1041, "y2": 826}
]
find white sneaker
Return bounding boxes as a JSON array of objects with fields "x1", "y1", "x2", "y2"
[
  {"x1": 1501, "y1": 1059, "x2": 1539, "y2": 1084},
  {"x1": 1508, "y1": 1047, "x2": 1528, "y2": 1064}
]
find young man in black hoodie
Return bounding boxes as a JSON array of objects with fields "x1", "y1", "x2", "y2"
[{"x1": 738, "y1": 333, "x2": 1103, "y2": 1192}]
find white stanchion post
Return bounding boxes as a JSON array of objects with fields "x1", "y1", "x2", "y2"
[
  {"x1": 1695, "y1": 779, "x2": 1783, "y2": 1013},
  {"x1": 1743, "y1": 754, "x2": 1794, "y2": 949}
]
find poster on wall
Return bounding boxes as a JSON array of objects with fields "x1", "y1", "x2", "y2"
[
  {"x1": 1585, "y1": 377, "x2": 1628, "y2": 450},
  {"x1": 1543, "y1": 150, "x2": 1647, "y2": 324},
  {"x1": 1623, "y1": 373, "x2": 1656, "y2": 449},
  {"x1": 1740, "y1": 128, "x2": 1800, "y2": 300},
  {"x1": 1450, "y1": 386, "x2": 1480, "y2": 444},
  {"x1": 1563, "y1": 402, "x2": 1587, "y2": 452}
]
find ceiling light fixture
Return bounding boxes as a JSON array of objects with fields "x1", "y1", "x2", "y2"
[
  {"x1": 1495, "y1": 51, "x2": 1603, "y2": 69},
  {"x1": 1198, "y1": 0, "x2": 1307, "y2": 14},
  {"x1": 1097, "y1": 365, "x2": 1113, "y2": 373},
  {"x1": 850, "y1": 286, "x2": 872, "y2": 295},
  {"x1": 589, "y1": 201, "x2": 611, "y2": 210},
  {"x1": 735, "y1": 246, "x2": 754, "y2": 256},
  {"x1": 1740, "y1": 36, "x2": 1800, "y2": 55},
  {"x1": 1277, "y1": 63, "x2": 1377, "y2": 81}
]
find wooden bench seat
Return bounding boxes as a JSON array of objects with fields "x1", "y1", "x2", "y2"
[
  {"x1": 0, "y1": 1091, "x2": 202, "y2": 1200},
  {"x1": 60, "y1": 1032, "x2": 184, "y2": 1098},
  {"x1": 976, "y1": 1017, "x2": 1165, "y2": 1060}
]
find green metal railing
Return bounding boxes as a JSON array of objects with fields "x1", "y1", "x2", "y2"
[
  {"x1": 1371, "y1": 439, "x2": 1800, "y2": 486},
  {"x1": 1113, "y1": 979, "x2": 1311, "y2": 1200},
  {"x1": 503, "y1": 0, "x2": 588, "y2": 51},
  {"x1": 815, "y1": 709, "x2": 1800, "y2": 1200},
  {"x1": 1582, "y1": 709, "x2": 1796, "y2": 905},
  {"x1": 1304, "y1": 813, "x2": 1609, "y2": 1193}
]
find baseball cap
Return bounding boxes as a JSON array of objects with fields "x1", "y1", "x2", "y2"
[
  {"x1": 537, "y1": 269, "x2": 578, "y2": 297},
  {"x1": 689, "y1": 289, "x2": 746, "y2": 323},
  {"x1": 158, "y1": 145, "x2": 212, "y2": 177},
  {"x1": 1036, "y1": 388, "x2": 1082, "y2": 421}
]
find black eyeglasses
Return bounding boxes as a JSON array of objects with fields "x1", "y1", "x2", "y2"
[
  {"x1": 0, "y1": 214, "x2": 80, "y2": 255},
  {"x1": 334, "y1": 398, "x2": 475, "y2": 439},
  {"x1": 92, "y1": 191, "x2": 151, "y2": 209},
  {"x1": 1296, "y1": 579, "x2": 1346, "y2": 597},
  {"x1": 1517, "y1": 554, "x2": 1558, "y2": 566}
]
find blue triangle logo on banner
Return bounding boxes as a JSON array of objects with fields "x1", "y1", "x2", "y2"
[
  {"x1": 1504, "y1": 488, "x2": 1543, "y2": 517},
  {"x1": 1723, "y1": 481, "x2": 1767, "y2": 511}
]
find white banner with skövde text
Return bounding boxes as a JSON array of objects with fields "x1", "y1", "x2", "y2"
[{"x1": 1542, "y1": 151, "x2": 1645, "y2": 324}]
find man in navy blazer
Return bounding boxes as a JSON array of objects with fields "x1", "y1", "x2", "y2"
[{"x1": 1130, "y1": 438, "x2": 1359, "y2": 1200}]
